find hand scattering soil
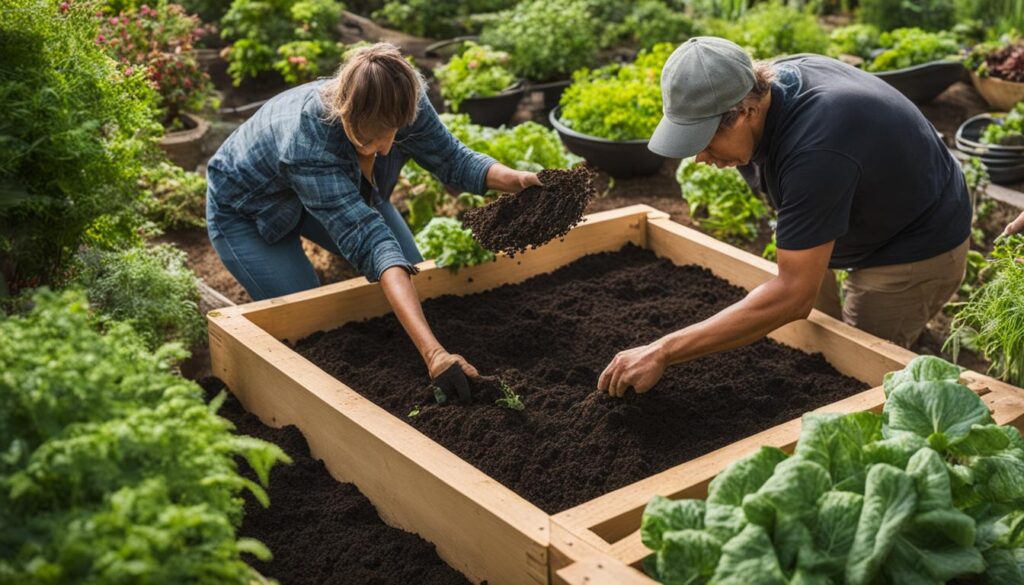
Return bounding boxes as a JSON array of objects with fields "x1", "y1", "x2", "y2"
[{"x1": 463, "y1": 166, "x2": 597, "y2": 256}]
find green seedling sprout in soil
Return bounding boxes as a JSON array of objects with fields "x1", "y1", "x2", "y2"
[
  {"x1": 495, "y1": 379, "x2": 524, "y2": 411},
  {"x1": 408, "y1": 405, "x2": 421, "y2": 418}
]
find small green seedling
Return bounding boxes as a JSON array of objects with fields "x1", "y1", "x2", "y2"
[
  {"x1": 408, "y1": 405, "x2": 421, "y2": 418},
  {"x1": 495, "y1": 380, "x2": 524, "y2": 411},
  {"x1": 431, "y1": 385, "x2": 448, "y2": 405}
]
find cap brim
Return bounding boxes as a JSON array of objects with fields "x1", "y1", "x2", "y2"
[{"x1": 648, "y1": 114, "x2": 720, "y2": 159}]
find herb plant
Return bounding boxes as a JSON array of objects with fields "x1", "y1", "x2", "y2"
[
  {"x1": 435, "y1": 42, "x2": 517, "y2": 112},
  {"x1": 1, "y1": 0, "x2": 161, "y2": 295},
  {"x1": 828, "y1": 24, "x2": 881, "y2": 60},
  {"x1": 982, "y1": 102, "x2": 1024, "y2": 146},
  {"x1": 73, "y1": 243, "x2": 206, "y2": 351},
  {"x1": 866, "y1": 28, "x2": 960, "y2": 72},
  {"x1": 676, "y1": 159, "x2": 767, "y2": 242},
  {"x1": 140, "y1": 161, "x2": 208, "y2": 230},
  {"x1": 0, "y1": 289, "x2": 290, "y2": 583},
  {"x1": 948, "y1": 235, "x2": 1024, "y2": 386},
  {"x1": 642, "y1": 355, "x2": 1024, "y2": 584},
  {"x1": 708, "y1": 2, "x2": 829, "y2": 59},
  {"x1": 496, "y1": 380, "x2": 525, "y2": 411},
  {"x1": 414, "y1": 217, "x2": 495, "y2": 271},
  {"x1": 479, "y1": 0, "x2": 599, "y2": 82}
]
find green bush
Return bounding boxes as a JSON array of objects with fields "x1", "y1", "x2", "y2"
[
  {"x1": 676, "y1": 158, "x2": 767, "y2": 242},
  {"x1": 414, "y1": 217, "x2": 494, "y2": 270},
  {"x1": 557, "y1": 43, "x2": 673, "y2": 141},
  {"x1": 0, "y1": 288, "x2": 290, "y2": 583},
  {"x1": 140, "y1": 161, "x2": 208, "y2": 230},
  {"x1": 73, "y1": 244, "x2": 206, "y2": 350},
  {"x1": 435, "y1": 42, "x2": 517, "y2": 111},
  {"x1": 0, "y1": 0, "x2": 161, "y2": 295},
  {"x1": 373, "y1": 0, "x2": 517, "y2": 38},
  {"x1": 220, "y1": 0, "x2": 345, "y2": 85},
  {"x1": 866, "y1": 28, "x2": 959, "y2": 71},
  {"x1": 480, "y1": 0, "x2": 599, "y2": 82},
  {"x1": 709, "y1": 2, "x2": 829, "y2": 59},
  {"x1": 604, "y1": 0, "x2": 704, "y2": 50},
  {"x1": 982, "y1": 102, "x2": 1024, "y2": 145},
  {"x1": 857, "y1": 0, "x2": 955, "y2": 31},
  {"x1": 828, "y1": 23, "x2": 881, "y2": 59}
]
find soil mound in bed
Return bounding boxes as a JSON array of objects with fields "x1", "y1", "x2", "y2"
[
  {"x1": 292, "y1": 245, "x2": 867, "y2": 514},
  {"x1": 463, "y1": 166, "x2": 597, "y2": 256},
  {"x1": 201, "y1": 378, "x2": 470, "y2": 585}
]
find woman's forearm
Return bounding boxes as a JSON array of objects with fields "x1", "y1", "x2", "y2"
[
  {"x1": 379, "y1": 266, "x2": 442, "y2": 363},
  {"x1": 485, "y1": 163, "x2": 541, "y2": 193}
]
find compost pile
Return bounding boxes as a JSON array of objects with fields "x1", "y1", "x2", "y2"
[
  {"x1": 463, "y1": 166, "x2": 597, "y2": 256},
  {"x1": 984, "y1": 42, "x2": 1024, "y2": 82},
  {"x1": 201, "y1": 378, "x2": 470, "y2": 585},
  {"x1": 293, "y1": 245, "x2": 867, "y2": 513}
]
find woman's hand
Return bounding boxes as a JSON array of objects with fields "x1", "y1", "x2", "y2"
[
  {"x1": 1004, "y1": 210, "x2": 1024, "y2": 236},
  {"x1": 485, "y1": 163, "x2": 542, "y2": 193},
  {"x1": 425, "y1": 346, "x2": 479, "y2": 380}
]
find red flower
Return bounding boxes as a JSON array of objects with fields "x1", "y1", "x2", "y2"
[
  {"x1": 59, "y1": 2, "x2": 70, "y2": 13},
  {"x1": 95, "y1": 33, "x2": 106, "y2": 44}
]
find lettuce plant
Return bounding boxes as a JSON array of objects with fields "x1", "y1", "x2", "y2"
[
  {"x1": 828, "y1": 24, "x2": 881, "y2": 60},
  {"x1": 982, "y1": 103, "x2": 1024, "y2": 146},
  {"x1": 435, "y1": 42, "x2": 517, "y2": 111},
  {"x1": 866, "y1": 28, "x2": 960, "y2": 72},
  {"x1": 707, "y1": 2, "x2": 828, "y2": 59},
  {"x1": 414, "y1": 217, "x2": 494, "y2": 270},
  {"x1": 642, "y1": 355, "x2": 1024, "y2": 584},
  {"x1": 676, "y1": 158, "x2": 767, "y2": 242}
]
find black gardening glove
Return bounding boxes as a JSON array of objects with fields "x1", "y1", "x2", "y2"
[{"x1": 431, "y1": 363, "x2": 472, "y2": 404}]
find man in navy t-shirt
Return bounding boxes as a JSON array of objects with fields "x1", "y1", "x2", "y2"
[{"x1": 598, "y1": 37, "x2": 971, "y2": 398}]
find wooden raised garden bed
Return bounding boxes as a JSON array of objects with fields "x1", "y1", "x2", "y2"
[{"x1": 208, "y1": 205, "x2": 969, "y2": 585}]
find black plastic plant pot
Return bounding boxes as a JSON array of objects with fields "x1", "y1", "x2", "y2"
[
  {"x1": 531, "y1": 79, "x2": 572, "y2": 111},
  {"x1": 956, "y1": 114, "x2": 1024, "y2": 184},
  {"x1": 549, "y1": 106, "x2": 666, "y2": 178},
  {"x1": 452, "y1": 83, "x2": 526, "y2": 127},
  {"x1": 872, "y1": 60, "x2": 967, "y2": 105}
]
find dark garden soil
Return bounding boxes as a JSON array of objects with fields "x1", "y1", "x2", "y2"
[
  {"x1": 200, "y1": 377, "x2": 471, "y2": 585},
  {"x1": 291, "y1": 245, "x2": 867, "y2": 514},
  {"x1": 464, "y1": 167, "x2": 598, "y2": 256}
]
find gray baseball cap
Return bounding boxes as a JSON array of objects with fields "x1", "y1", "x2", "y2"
[{"x1": 649, "y1": 37, "x2": 755, "y2": 159}]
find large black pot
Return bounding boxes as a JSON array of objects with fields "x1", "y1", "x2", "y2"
[
  {"x1": 872, "y1": 60, "x2": 967, "y2": 105},
  {"x1": 956, "y1": 114, "x2": 1024, "y2": 184},
  {"x1": 549, "y1": 107, "x2": 666, "y2": 178},
  {"x1": 452, "y1": 83, "x2": 526, "y2": 127},
  {"x1": 532, "y1": 79, "x2": 573, "y2": 111}
]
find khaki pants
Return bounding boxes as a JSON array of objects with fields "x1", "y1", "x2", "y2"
[{"x1": 815, "y1": 238, "x2": 970, "y2": 347}]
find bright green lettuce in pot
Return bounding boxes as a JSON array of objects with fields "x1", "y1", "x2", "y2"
[
  {"x1": 435, "y1": 42, "x2": 517, "y2": 112},
  {"x1": 641, "y1": 355, "x2": 1024, "y2": 584},
  {"x1": 865, "y1": 28, "x2": 960, "y2": 72},
  {"x1": 982, "y1": 103, "x2": 1024, "y2": 146},
  {"x1": 828, "y1": 24, "x2": 881, "y2": 61}
]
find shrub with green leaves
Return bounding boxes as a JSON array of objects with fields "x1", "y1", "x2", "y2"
[
  {"x1": 828, "y1": 23, "x2": 881, "y2": 59},
  {"x1": 0, "y1": 0, "x2": 161, "y2": 295},
  {"x1": 866, "y1": 28, "x2": 960, "y2": 71},
  {"x1": 479, "y1": 0, "x2": 599, "y2": 82},
  {"x1": 676, "y1": 158, "x2": 767, "y2": 242},
  {"x1": 140, "y1": 161, "x2": 208, "y2": 230},
  {"x1": 73, "y1": 244, "x2": 206, "y2": 350},
  {"x1": 0, "y1": 288, "x2": 290, "y2": 583},
  {"x1": 220, "y1": 0, "x2": 345, "y2": 85},
  {"x1": 603, "y1": 0, "x2": 704, "y2": 50},
  {"x1": 948, "y1": 236, "x2": 1024, "y2": 386},
  {"x1": 857, "y1": 0, "x2": 955, "y2": 31},
  {"x1": 435, "y1": 42, "x2": 517, "y2": 112},
  {"x1": 982, "y1": 102, "x2": 1024, "y2": 146},
  {"x1": 414, "y1": 217, "x2": 494, "y2": 270},
  {"x1": 373, "y1": 0, "x2": 517, "y2": 38},
  {"x1": 557, "y1": 43, "x2": 673, "y2": 141},
  {"x1": 708, "y1": 2, "x2": 829, "y2": 59},
  {"x1": 642, "y1": 355, "x2": 1024, "y2": 584}
]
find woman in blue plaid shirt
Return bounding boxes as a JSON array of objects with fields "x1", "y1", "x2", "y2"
[{"x1": 206, "y1": 43, "x2": 539, "y2": 394}]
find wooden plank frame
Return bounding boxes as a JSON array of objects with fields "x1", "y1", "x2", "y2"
[{"x1": 207, "y1": 205, "x2": 1011, "y2": 585}]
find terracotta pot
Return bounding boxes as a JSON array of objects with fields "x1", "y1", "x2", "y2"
[
  {"x1": 971, "y1": 71, "x2": 1024, "y2": 112},
  {"x1": 159, "y1": 112, "x2": 211, "y2": 171}
]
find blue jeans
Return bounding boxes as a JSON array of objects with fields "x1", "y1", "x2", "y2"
[{"x1": 207, "y1": 194, "x2": 423, "y2": 301}]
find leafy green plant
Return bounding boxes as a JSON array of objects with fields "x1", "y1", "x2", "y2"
[
  {"x1": 684, "y1": 0, "x2": 748, "y2": 20},
  {"x1": 0, "y1": 288, "x2": 290, "y2": 583},
  {"x1": 435, "y1": 42, "x2": 517, "y2": 112},
  {"x1": 140, "y1": 161, "x2": 208, "y2": 230},
  {"x1": 828, "y1": 24, "x2": 882, "y2": 59},
  {"x1": 73, "y1": 243, "x2": 206, "y2": 350},
  {"x1": 676, "y1": 159, "x2": 767, "y2": 242},
  {"x1": 866, "y1": 28, "x2": 960, "y2": 71},
  {"x1": 496, "y1": 379, "x2": 525, "y2": 411},
  {"x1": 982, "y1": 102, "x2": 1024, "y2": 146},
  {"x1": 707, "y1": 2, "x2": 829, "y2": 59},
  {"x1": 642, "y1": 355, "x2": 1024, "y2": 584},
  {"x1": 948, "y1": 235, "x2": 1024, "y2": 386},
  {"x1": 557, "y1": 43, "x2": 673, "y2": 141},
  {"x1": 414, "y1": 217, "x2": 494, "y2": 270},
  {"x1": 479, "y1": 0, "x2": 599, "y2": 82},
  {"x1": 372, "y1": 0, "x2": 516, "y2": 38},
  {"x1": 603, "y1": 0, "x2": 704, "y2": 50},
  {"x1": 955, "y1": 0, "x2": 1024, "y2": 33},
  {"x1": 0, "y1": 0, "x2": 161, "y2": 295},
  {"x1": 857, "y1": 0, "x2": 955, "y2": 31},
  {"x1": 99, "y1": 1, "x2": 217, "y2": 128},
  {"x1": 220, "y1": 0, "x2": 344, "y2": 85}
]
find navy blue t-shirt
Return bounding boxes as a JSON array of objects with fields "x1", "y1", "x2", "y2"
[{"x1": 738, "y1": 56, "x2": 971, "y2": 269}]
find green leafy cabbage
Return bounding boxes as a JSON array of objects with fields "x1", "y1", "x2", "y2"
[
  {"x1": 676, "y1": 159, "x2": 767, "y2": 242},
  {"x1": 435, "y1": 42, "x2": 517, "y2": 111},
  {"x1": 414, "y1": 217, "x2": 494, "y2": 270},
  {"x1": 642, "y1": 355, "x2": 1024, "y2": 584}
]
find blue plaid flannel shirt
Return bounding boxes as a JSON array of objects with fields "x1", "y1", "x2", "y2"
[{"x1": 206, "y1": 80, "x2": 496, "y2": 282}]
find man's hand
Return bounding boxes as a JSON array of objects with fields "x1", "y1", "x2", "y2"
[
  {"x1": 1004, "y1": 210, "x2": 1024, "y2": 236},
  {"x1": 486, "y1": 162, "x2": 542, "y2": 193},
  {"x1": 598, "y1": 342, "x2": 668, "y2": 398}
]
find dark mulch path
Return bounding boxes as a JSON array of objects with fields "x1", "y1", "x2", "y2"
[
  {"x1": 201, "y1": 378, "x2": 470, "y2": 585},
  {"x1": 291, "y1": 245, "x2": 867, "y2": 514}
]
